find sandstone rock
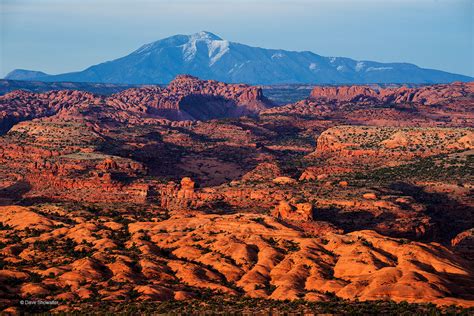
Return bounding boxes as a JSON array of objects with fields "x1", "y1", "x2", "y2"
[
  {"x1": 75, "y1": 288, "x2": 93, "y2": 299},
  {"x1": 295, "y1": 203, "x2": 314, "y2": 221},
  {"x1": 134, "y1": 285, "x2": 173, "y2": 301},
  {"x1": 363, "y1": 193, "x2": 378, "y2": 200},
  {"x1": 272, "y1": 200, "x2": 313, "y2": 222},
  {"x1": 176, "y1": 177, "x2": 196, "y2": 202},
  {"x1": 272, "y1": 176, "x2": 297, "y2": 185},
  {"x1": 309, "y1": 82, "x2": 473, "y2": 106},
  {"x1": 2, "y1": 307, "x2": 20, "y2": 314},
  {"x1": 21, "y1": 283, "x2": 49, "y2": 296},
  {"x1": 452, "y1": 229, "x2": 474, "y2": 260},
  {"x1": 272, "y1": 200, "x2": 294, "y2": 218},
  {"x1": 0, "y1": 270, "x2": 29, "y2": 282},
  {"x1": 174, "y1": 291, "x2": 195, "y2": 300},
  {"x1": 310, "y1": 85, "x2": 378, "y2": 102},
  {"x1": 55, "y1": 292, "x2": 76, "y2": 301},
  {"x1": 180, "y1": 177, "x2": 195, "y2": 191},
  {"x1": 311, "y1": 126, "x2": 474, "y2": 176},
  {"x1": 111, "y1": 75, "x2": 273, "y2": 121},
  {"x1": 299, "y1": 169, "x2": 317, "y2": 181},
  {"x1": 242, "y1": 162, "x2": 281, "y2": 182},
  {"x1": 0, "y1": 206, "x2": 56, "y2": 230}
]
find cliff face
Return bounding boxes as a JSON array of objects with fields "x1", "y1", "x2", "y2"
[{"x1": 309, "y1": 82, "x2": 474, "y2": 105}]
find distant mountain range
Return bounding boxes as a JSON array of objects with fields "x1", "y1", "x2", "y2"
[{"x1": 5, "y1": 31, "x2": 473, "y2": 85}]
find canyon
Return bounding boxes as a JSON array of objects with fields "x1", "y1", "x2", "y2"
[{"x1": 0, "y1": 76, "x2": 473, "y2": 313}]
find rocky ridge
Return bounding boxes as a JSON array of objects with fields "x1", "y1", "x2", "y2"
[{"x1": 0, "y1": 75, "x2": 272, "y2": 133}]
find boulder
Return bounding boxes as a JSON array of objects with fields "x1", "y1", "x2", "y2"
[
  {"x1": 272, "y1": 200, "x2": 313, "y2": 222},
  {"x1": 363, "y1": 193, "x2": 378, "y2": 200},
  {"x1": 299, "y1": 170, "x2": 317, "y2": 181},
  {"x1": 272, "y1": 177, "x2": 297, "y2": 185}
]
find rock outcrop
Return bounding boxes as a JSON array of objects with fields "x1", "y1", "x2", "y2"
[
  {"x1": 310, "y1": 125, "x2": 474, "y2": 174},
  {"x1": 452, "y1": 229, "x2": 474, "y2": 260},
  {"x1": 309, "y1": 82, "x2": 474, "y2": 105},
  {"x1": 111, "y1": 75, "x2": 272, "y2": 120},
  {"x1": 0, "y1": 75, "x2": 273, "y2": 134},
  {"x1": 1, "y1": 206, "x2": 473, "y2": 309},
  {"x1": 0, "y1": 78, "x2": 473, "y2": 312},
  {"x1": 272, "y1": 200, "x2": 314, "y2": 222}
]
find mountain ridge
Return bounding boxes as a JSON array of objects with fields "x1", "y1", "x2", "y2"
[{"x1": 5, "y1": 31, "x2": 473, "y2": 85}]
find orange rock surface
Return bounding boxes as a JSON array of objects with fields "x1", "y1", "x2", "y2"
[{"x1": 0, "y1": 77, "x2": 473, "y2": 311}]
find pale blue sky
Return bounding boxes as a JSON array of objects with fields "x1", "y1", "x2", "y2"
[{"x1": 1, "y1": 0, "x2": 473, "y2": 77}]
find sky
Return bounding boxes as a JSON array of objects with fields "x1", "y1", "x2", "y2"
[{"x1": 1, "y1": 0, "x2": 473, "y2": 77}]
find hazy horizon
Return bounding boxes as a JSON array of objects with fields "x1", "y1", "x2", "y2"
[{"x1": 1, "y1": 0, "x2": 473, "y2": 78}]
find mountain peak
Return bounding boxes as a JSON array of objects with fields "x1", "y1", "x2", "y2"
[
  {"x1": 131, "y1": 31, "x2": 223, "y2": 56},
  {"x1": 190, "y1": 31, "x2": 222, "y2": 41}
]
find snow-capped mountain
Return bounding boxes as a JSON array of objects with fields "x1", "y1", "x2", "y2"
[{"x1": 5, "y1": 31, "x2": 472, "y2": 84}]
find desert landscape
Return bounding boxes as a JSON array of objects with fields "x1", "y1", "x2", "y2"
[
  {"x1": 1, "y1": 0, "x2": 473, "y2": 312},
  {"x1": 0, "y1": 74, "x2": 473, "y2": 313}
]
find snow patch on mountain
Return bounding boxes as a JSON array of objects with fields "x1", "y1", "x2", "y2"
[
  {"x1": 366, "y1": 66, "x2": 394, "y2": 72},
  {"x1": 209, "y1": 40, "x2": 230, "y2": 65},
  {"x1": 355, "y1": 62, "x2": 366, "y2": 72},
  {"x1": 272, "y1": 53, "x2": 285, "y2": 59}
]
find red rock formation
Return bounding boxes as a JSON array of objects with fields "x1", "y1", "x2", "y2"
[
  {"x1": 0, "y1": 75, "x2": 273, "y2": 133},
  {"x1": 0, "y1": 90, "x2": 100, "y2": 133},
  {"x1": 242, "y1": 163, "x2": 282, "y2": 182},
  {"x1": 309, "y1": 82, "x2": 474, "y2": 105},
  {"x1": 112, "y1": 75, "x2": 272, "y2": 120},
  {"x1": 272, "y1": 200, "x2": 314, "y2": 222},
  {"x1": 264, "y1": 81, "x2": 474, "y2": 128},
  {"x1": 311, "y1": 126, "x2": 474, "y2": 174},
  {"x1": 452, "y1": 229, "x2": 474, "y2": 260},
  {"x1": 0, "y1": 78, "x2": 473, "y2": 312},
  {"x1": 310, "y1": 85, "x2": 379, "y2": 102},
  {"x1": 299, "y1": 169, "x2": 317, "y2": 181}
]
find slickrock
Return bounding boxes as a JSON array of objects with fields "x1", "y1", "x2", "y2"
[
  {"x1": 0, "y1": 77, "x2": 473, "y2": 312},
  {"x1": 0, "y1": 202, "x2": 473, "y2": 309},
  {"x1": 272, "y1": 177, "x2": 297, "y2": 185},
  {"x1": 272, "y1": 201, "x2": 314, "y2": 222},
  {"x1": 363, "y1": 193, "x2": 378, "y2": 200},
  {"x1": 0, "y1": 206, "x2": 56, "y2": 230},
  {"x1": 299, "y1": 169, "x2": 317, "y2": 181}
]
